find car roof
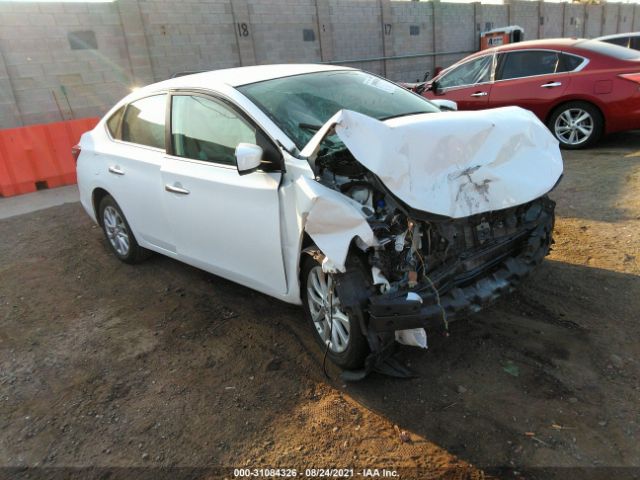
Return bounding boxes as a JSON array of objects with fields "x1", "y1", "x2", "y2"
[
  {"x1": 459, "y1": 38, "x2": 582, "y2": 62},
  {"x1": 463, "y1": 37, "x2": 640, "y2": 61},
  {"x1": 596, "y1": 32, "x2": 640, "y2": 40},
  {"x1": 489, "y1": 38, "x2": 583, "y2": 53},
  {"x1": 134, "y1": 64, "x2": 354, "y2": 94}
]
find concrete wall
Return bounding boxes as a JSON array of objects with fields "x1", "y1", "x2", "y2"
[
  {"x1": 0, "y1": 0, "x2": 133, "y2": 126},
  {"x1": 435, "y1": 2, "x2": 476, "y2": 78},
  {"x1": 138, "y1": 0, "x2": 238, "y2": 81},
  {"x1": 585, "y1": 5, "x2": 603, "y2": 40},
  {"x1": 0, "y1": 0, "x2": 638, "y2": 129},
  {"x1": 510, "y1": 1, "x2": 539, "y2": 40},
  {"x1": 387, "y1": 1, "x2": 434, "y2": 82}
]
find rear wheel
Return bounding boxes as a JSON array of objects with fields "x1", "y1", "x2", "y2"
[
  {"x1": 301, "y1": 254, "x2": 369, "y2": 369},
  {"x1": 98, "y1": 195, "x2": 150, "y2": 264},
  {"x1": 548, "y1": 101, "x2": 603, "y2": 149}
]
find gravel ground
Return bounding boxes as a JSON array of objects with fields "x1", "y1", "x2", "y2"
[{"x1": 0, "y1": 132, "x2": 639, "y2": 480}]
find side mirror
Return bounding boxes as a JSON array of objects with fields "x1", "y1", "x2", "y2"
[
  {"x1": 432, "y1": 80, "x2": 443, "y2": 95},
  {"x1": 235, "y1": 143, "x2": 263, "y2": 175},
  {"x1": 430, "y1": 99, "x2": 458, "y2": 111}
]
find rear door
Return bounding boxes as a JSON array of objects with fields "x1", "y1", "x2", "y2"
[
  {"x1": 488, "y1": 50, "x2": 571, "y2": 119},
  {"x1": 428, "y1": 54, "x2": 494, "y2": 110},
  {"x1": 160, "y1": 92, "x2": 287, "y2": 297},
  {"x1": 102, "y1": 94, "x2": 175, "y2": 253}
]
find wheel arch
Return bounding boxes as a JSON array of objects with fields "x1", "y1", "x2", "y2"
[
  {"x1": 92, "y1": 187, "x2": 111, "y2": 226},
  {"x1": 297, "y1": 234, "x2": 371, "y2": 292},
  {"x1": 545, "y1": 98, "x2": 606, "y2": 130},
  {"x1": 298, "y1": 237, "x2": 372, "y2": 369}
]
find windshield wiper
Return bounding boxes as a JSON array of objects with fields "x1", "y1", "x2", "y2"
[
  {"x1": 299, "y1": 122, "x2": 322, "y2": 131},
  {"x1": 379, "y1": 111, "x2": 431, "y2": 121}
]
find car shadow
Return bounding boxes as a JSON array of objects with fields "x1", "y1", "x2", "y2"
[
  {"x1": 147, "y1": 246, "x2": 640, "y2": 470},
  {"x1": 342, "y1": 259, "x2": 640, "y2": 469},
  {"x1": 130, "y1": 211, "x2": 640, "y2": 471}
]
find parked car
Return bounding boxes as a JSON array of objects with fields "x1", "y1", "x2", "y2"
[
  {"x1": 420, "y1": 38, "x2": 640, "y2": 149},
  {"x1": 75, "y1": 65, "x2": 562, "y2": 377},
  {"x1": 596, "y1": 32, "x2": 640, "y2": 50}
]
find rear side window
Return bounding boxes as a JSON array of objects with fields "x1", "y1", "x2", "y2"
[
  {"x1": 602, "y1": 36, "x2": 630, "y2": 48},
  {"x1": 632, "y1": 36, "x2": 640, "y2": 51},
  {"x1": 578, "y1": 40, "x2": 640, "y2": 60},
  {"x1": 498, "y1": 51, "x2": 559, "y2": 80},
  {"x1": 557, "y1": 53, "x2": 585, "y2": 72},
  {"x1": 106, "y1": 106, "x2": 124, "y2": 139},
  {"x1": 121, "y1": 95, "x2": 166, "y2": 149}
]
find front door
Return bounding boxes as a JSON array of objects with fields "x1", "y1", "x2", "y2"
[
  {"x1": 160, "y1": 93, "x2": 287, "y2": 297},
  {"x1": 426, "y1": 54, "x2": 494, "y2": 110}
]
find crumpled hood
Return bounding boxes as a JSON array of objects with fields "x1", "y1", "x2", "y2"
[{"x1": 300, "y1": 106, "x2": 563, "y2": 219}]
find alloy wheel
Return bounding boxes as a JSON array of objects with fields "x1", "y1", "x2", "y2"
[
  {"x1": 306, "y1": 266, "x2": 351, "y2": 353},
  {"x1": 554, "y1": 108, "x2": 594, "y2": 146},
  {"x1": 103, "y1": 205, "x2": 130, "y2": 256}
]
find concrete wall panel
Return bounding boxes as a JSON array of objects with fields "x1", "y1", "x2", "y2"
[{"x1": 0, "y1": 0, "x2": 637, "y2": 128}]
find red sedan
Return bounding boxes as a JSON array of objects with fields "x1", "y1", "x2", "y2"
[{"x1": 421, "y1": 39, "x2": 640, "y2": 149}]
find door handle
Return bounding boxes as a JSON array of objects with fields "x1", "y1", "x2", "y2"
[
  {"x1": 470, "y1": 91, "x2": 488, "y2": 97},
  {"x1": 108, "y1": 166, "x2": 124, "y2": 175},
  {"x1": 165, "y1": 183, "x2": 190, "y2": 195},
  {"x1": 541, "y1": 81, "x2": 562, "y2": 88}
]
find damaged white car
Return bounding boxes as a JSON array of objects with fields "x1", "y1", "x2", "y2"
[{"x1": 76, "y1": 65, "x2": 563, "y2": 378}]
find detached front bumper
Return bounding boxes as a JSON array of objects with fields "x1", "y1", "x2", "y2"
[{"x1": 366, "y1": 198, "x2": 555, "y2": 332}]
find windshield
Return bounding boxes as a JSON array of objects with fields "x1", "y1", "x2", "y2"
[{"x1": 237, "y1": 70, "x2": 440, "y2": 150}]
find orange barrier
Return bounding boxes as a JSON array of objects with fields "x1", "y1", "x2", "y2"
[
  {"x1": 0, "y1": 117, "x2": 98, "y2": 197},
  {"x1": 480, "y1": 26, "x2": 524, "y2": 51}
]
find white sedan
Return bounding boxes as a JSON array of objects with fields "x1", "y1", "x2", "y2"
[{"x1": 76, "y1": 64, "x2": 562, "y2": 377}]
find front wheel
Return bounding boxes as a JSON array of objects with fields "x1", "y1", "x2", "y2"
[
  {"x1": 300, "y1": 254, "x2": 369, "y2": 369},
  {"x1": 547, "y1": 101, "x2": 603, "y2": 149}
]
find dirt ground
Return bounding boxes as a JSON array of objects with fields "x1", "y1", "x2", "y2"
[{"x1": 1, "y1": 132, "x2": 639, "y2": 480}]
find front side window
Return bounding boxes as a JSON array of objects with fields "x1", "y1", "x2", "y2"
[
  {"x1": 238, "y1": 70, "x2": 439, "y2": 150},
  {"x1": 121, "y1": 95, "x2": 166, "y2": 149},
  {"x1": 437, "y1": 55, "x2": 493, "y2": 90},
  {"x1": 498, "y1": 51, "x2": 559, "y2": 81},
  {"x1": 171, "y1": 95, "x2": 257, "y2": 165}
]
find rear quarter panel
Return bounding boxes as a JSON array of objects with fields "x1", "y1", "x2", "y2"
[
  {"x1": 76, "y1": 129, "x2": 103, "y2": 223},
  {"x1": 556, "y1": 63, "x2": 640, "y2": 134}
]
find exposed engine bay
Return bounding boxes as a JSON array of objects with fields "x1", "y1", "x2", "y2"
[
  {"x1": 312, "y1": 143, "x2": 556, "y2": 379},
  {"x1": 316, "y1": 146, "x2": 554, "y2": 299}
]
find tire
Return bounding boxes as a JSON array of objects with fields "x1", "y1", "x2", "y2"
[
  {"x1": 547, "y1": 101, "x2": 603, "y2": 150},
  {"x1": 300, "y1": 253, "x2": 369, "y2": 370},
  {"x1": 98, "y1": 195, "x2": 150, "y2": 264}
]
